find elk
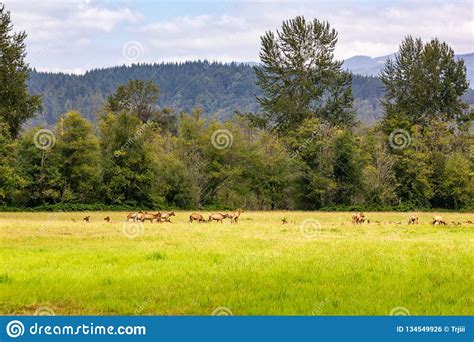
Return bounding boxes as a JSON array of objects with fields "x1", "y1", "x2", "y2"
[
  {"x1": 352, "y1": 212, "x2": 365, "y2": 224},
  {"x1": 408, "y1": 214, "x2": 419, "y2": 225},
  {"x1": 281, "y1": 218, "x2": 288, "y2": 224},
  {"x1": 104, "y1": 216, "x2": 111, "y2": 223},
  {"x1": 432, "y1": 215, "x2": 447, "y2": 225},
  {"x1": 229, "y1": 208, "x2": 243, "y2": 223},
  {"x1": 159, "y1": 211, "x2": 175, "y2": 223},
  {"x1": 141, "y1": 212, "x2": 161, "y2": 223},
  {"x1": 83, "y1": 216, "x2": 90, "y2": 223},
  {"x1": 127, "y1": 211, "x2": 143, "y2": 222},
  {"x1": 189, "y1": 213, "x2": 205, "y2": 223},
  {"x1": 208, "y1": 213, "x2": 229, "y2": 223}
]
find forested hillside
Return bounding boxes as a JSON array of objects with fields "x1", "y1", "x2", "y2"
[{"x1": 27, "y1": 62, "x2": 446, "y2": 126}]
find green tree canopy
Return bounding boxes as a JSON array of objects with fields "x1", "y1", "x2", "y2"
[
  {"x1": 0, "y1": 4, "x2": 41, "y2": 138},
  {"x1": 381, "y1": 36, "x2": 471, "y2": 130},
  {"x1": 255, "y1": 16, "x2": 354, "y2": 134}
]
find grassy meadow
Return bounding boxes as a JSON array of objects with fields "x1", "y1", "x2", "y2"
[{"x1": 0, "y1": 211, "x2": 472, "y2": 316}]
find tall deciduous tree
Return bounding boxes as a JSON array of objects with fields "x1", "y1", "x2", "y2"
[
  {"x1": 255, "y1": 16, "x2": 354, "y2": 133},
  {"x1": 0, "y1": 5, "x2": 41, "y2": 138},
  {"x1": 106, "y1": 79, "x2": 160, "y2": 123},
  {"x1": 55, "y1": 112, "x2": 102, "y2": 203}
]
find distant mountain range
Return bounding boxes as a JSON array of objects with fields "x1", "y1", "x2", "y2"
[
  {"x1": 26, "y1": 54, "x2": 474, "y2": 128},
  {"x1": 342, "y1": 53, "x2": 474, "y2": 87}
]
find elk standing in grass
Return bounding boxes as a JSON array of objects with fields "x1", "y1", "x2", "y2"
[
  {"x1": 104, "y1": 216, "x2": 111, "y2": 223},
  {"x1": 229, "y1": 208, "x2": 243, "y2": 223},
  {"x1": 159, "y1": 211, "x2": 175, "y2": 223},
  {"x1": 127, "y1": 211, "x2": 143, "y2": 222},
  {"x1": 141, "y1": 212, "x2": 161, "y2": 223},
  {"x1": 408, "y1": 214, "x2": 418, "y2": 225},
  {"x1": 352, "y1": 212, "x2": 365, "y2": 224},
  {"x1": 189, "y1": 213, "x2": 205, "y2": 223},
  {"x1": 208, "y1": 213, "x2": 229, "y2": 223},
  {"x1": 83, "y1": 216, "x2": 90, "y2": 223}
]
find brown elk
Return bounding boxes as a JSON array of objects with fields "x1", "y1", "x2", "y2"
[
  {"x1": 208, "y1": 213, "x2": 229, "y2": 223},
  {"x1": 281, "y1": 218, "x2": 288, "y2": 224},
  {"x1": 432, "y1": 215, "x2": 447, "y2": 225},
  {"x1": 83, "y1": 216, "x2": 90, "y2": 223},
  {"x1": 408, "y1": 214, "x2": 418, "y2": 225},
  {"x1": 141, "y1": 212, "x2": 161, "y2": 223},
  {"x1": 352, "y1": 212, "x2": 365, "y2": 224},
  {"x1": 104, "y1": 216, "x2": 111, "y2": 223},
  {"x1": 189, "y1": 213, "x2": 205, "y2": 223},
  {"x1": 159, "y1": 211, "x2": 175, "y2": 223},
  {"x1": 228, "y1": 208, "x2": 243, "y2": 223},
  {"x1": 127, "y1": 211, "x2": 144, "y2": 222}
]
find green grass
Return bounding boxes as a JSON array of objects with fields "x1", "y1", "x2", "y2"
[{"x1": 0, "y1": 211, "x2": 472, "y2": 315}]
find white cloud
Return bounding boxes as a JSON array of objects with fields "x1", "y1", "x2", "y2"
[{"x1": 5, "y1": 0, "x2": 473, "y2": 73}]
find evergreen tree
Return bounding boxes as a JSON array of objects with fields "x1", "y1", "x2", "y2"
[{"x1": 0, "y1": 5, "x2": 41, "y2": 138}]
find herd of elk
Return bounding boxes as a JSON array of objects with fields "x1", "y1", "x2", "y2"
[
  {"x1": 81, "y1": 211, "x2": 467, "y2": 227},
  {"x1": 350, "y1": 212, "x2": 465, "y2": 226}
]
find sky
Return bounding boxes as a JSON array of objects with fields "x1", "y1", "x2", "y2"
[{"x1": 6, "y1": 0, "x2": 474, "y2": 74}]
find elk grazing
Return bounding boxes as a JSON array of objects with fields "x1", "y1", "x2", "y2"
[
  {"x1": 83, "y1": 216, "x2": 90, "y2": 223},
  {"x1": 408, "y1": 214, "x2": 418, "y2": 225},
  {"x1": 208, "y1": 213, "x2": 229, "y2": 223},
  {"x1": 352, "y1": 212, "x2": 365, "y2": 224},
  {"x1": 229, "y1": 208, "x2": 243, "y2": 223},
  {"x1": 189, "y1": 213, "x2": 205, "y2": 223},
  {"x1": 104, "y1": 216, "x2": 111, "y2": 223},
  {"x1": 141, "y1": 212, "x2": 161, "y2": 223},
  {"x1": 432, "y1": 215, "x2": 447, "y2": 225},
  {"x1": 281, "y1": 218, "x2": 288, "y2": 224}
]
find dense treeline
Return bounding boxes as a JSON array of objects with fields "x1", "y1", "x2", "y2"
[{"x1": 0, "y1": 7, "x2": 473, "y2": 210}]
